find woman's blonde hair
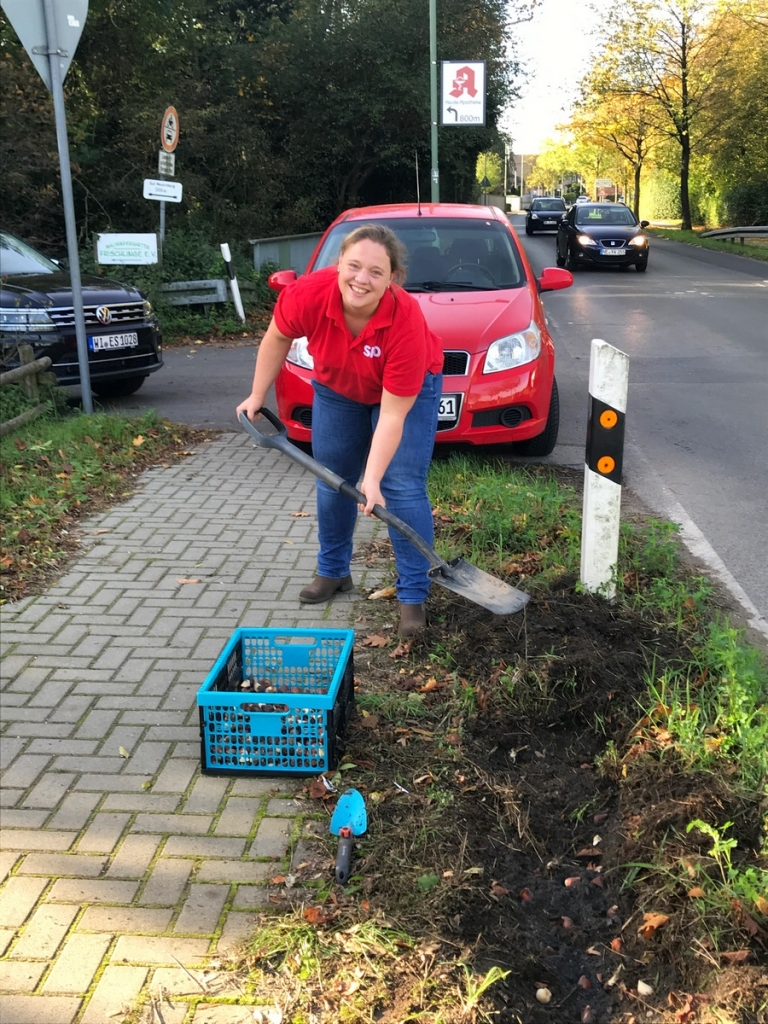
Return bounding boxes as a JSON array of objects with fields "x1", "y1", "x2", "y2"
[{"x1": 338, "y1": 223, "x2": 408, "y2": 285}]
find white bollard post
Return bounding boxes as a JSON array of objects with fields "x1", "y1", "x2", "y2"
[
  {"x1": 580, "y1": 339, "x2": 629, "y2": 600},
  {"x1": 220, "y1": 242, "x2": 246, "y2": 323}
]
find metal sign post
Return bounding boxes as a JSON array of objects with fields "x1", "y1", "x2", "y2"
[
  {"x1": 429, "y1": 0, "x2": 439, "y2": 202},
  {"x1": 2, "y1": 0, "x2": 93, "y2": 412}
]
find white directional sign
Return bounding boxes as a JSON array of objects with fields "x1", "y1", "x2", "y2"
[
  {"x1": 143, "y1": 178, "x2": 183, "y2": 203},
  {"x1": 1, "y1": 0, "x2": 88, "y2": 93},
  {"x1": 440, "y1": 61, "x2": 486, "y2": 126},
  {"x1": 595, "y1": 178, "x2": 614, "y2": 188},
  {"x1": 158, "y1": 150, "x2": 175, "y2": 176}
]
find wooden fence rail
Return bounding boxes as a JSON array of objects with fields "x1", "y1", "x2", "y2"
[{"x1": 0, "y1": 345, "x2": 53, "y2": 437}]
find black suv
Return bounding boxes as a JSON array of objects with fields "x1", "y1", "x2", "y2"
[
  {"x1": 0, "y1": 231, "x2": 163, "y2": 398},
  {"x1": 525, "y1": 198, "x2": 567, "y2": 235}
]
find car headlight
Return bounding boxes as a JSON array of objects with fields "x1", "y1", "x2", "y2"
[
  {"x1": 143, "y1": 300, "x2": 154, "y2": 318},
  {"x1": 483, "y1": 320, "x2": 541, "y2": 374},
  {"x1": 0, "y1": 308, "x2": 56, "y2": 332},
  {"x1": 286, "y1": 336, "x2": 313, "y2": 370},
  {"x1": 628, "y1": 234, "x2": 647, "y2": 246},
  {"x1": 531, "y1": 214, "x2": 539, "y2": 220},
  {"x1": 576, "y1": 234, "x2": 598, "y2": 246}
]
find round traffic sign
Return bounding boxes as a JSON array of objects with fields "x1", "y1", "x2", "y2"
[{"x1": 161, "y1": 106, "x2": 179, "y2": 153}]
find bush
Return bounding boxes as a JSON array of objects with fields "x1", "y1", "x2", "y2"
[
  {"x1": 722, "y1": 179, "x2": 768, "y2": 226},
  {"x1": 641, "y1": 172, "x2": 681, "y2": 222}
]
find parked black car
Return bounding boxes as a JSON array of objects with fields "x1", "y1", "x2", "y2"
[
  {"x1": 0, "y1": 231, "x2": 163, "y2": 397},
  {"x1": 556, "y1": 203, "x2": 650, "y2": 272},
  {"x1": 525, "y1": 197, "x2": 567, "y2": 235}
]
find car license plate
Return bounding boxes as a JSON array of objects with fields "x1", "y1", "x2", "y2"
[
  {"x1": 88, "y1": 332, "x2": 139, "y2": 352},
  {"x1": 600, "y1": 248, "x2": 626, "y2": 256},
  {"x1": 544, "y1": 219, "x2": 556, "y2": 225},
  {"x1": 438, "y1": 394, "x2": 458, "y2": 421}
]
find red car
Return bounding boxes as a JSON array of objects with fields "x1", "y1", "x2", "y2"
[{"x1": 269, "y1": 203, "x2": 572, "y2": 454}]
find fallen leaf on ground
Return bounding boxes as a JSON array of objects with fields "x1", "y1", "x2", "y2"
[
  {"x1": 132, "y1": 435, "x2": 145, "y2": 446},
  {"x1": 368, "y1": 585, "x2": 397, "y2": 600},
  {"x1": 118, "y1": 746, "x2": 131, "y2": 759},
  {"x1": 304, "y1": 906, "x2": 337, "y2": 925},
  {"x1": 638, "y1": 912, "x2": 670, "y2": 940},
  {"x1": 720, "y1": 949, "x2": 749, "y2": 963},
  {"x1": 362, "y1": 634, "x2": 389, "y2": 647},
  {"x1": 176, "y1": 578, "x2": 201, "y2": 584},
  {"x1": 92, "y1": 529, "x2": 110, "y2": 535},
  {"x1": 687, "y1": 887, "x2": 706, "y2": 898},
  {"x1": 290, "y1": 511, "x2": 310, "y2": 517}
]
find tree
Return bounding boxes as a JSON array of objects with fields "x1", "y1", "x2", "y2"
[{"x1": 587, "y1": 0, "x2": 738, "y2": 229}]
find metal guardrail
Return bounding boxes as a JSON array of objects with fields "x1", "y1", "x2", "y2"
[
  {"x1": 159, "y1": 278, "x2": 259, "y2": 310},
  {"x1": 699, "y1": 226, "x2": 768, "y2": 243}
]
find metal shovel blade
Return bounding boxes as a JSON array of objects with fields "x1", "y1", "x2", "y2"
[
  {"x1": 330, "y1": 788, "x2": 367, "y2": 837},
  {"x1": 430, "y1": 558, "x2": 530, "y2": 615},
  {"x1": 238, "y1": 410, "x2": 530, "y2": 616}
]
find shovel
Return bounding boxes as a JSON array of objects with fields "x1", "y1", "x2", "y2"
[
  {"x1": 238, "y1": 410, "x2": 529, "y2": 616},
  {"x1": 330, "y1": 787, "x2": 367, "y2": 884}
]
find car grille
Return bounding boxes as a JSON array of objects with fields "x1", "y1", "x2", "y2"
[
  {"x1": 442, "y1": 350, "x2": 469, "y2": 376},
  {"x1": 598, "y1": 238, "x2": 629, "y2": 248},
  {"x1": 47, "y1": 301, "x2": 147, "y2": 329}
]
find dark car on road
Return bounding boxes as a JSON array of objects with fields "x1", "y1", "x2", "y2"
[
  {"x1": 525, "y1": 197, "x2": 567, "y2": 235},
  {"x1": 556, "y1": 203, "x2": 650, "y2": 272},
  {"x1": 0, "y1": 231, "x2": 163, "y2": 397}
]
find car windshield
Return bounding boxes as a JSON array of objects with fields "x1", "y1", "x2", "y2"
[
  {"x1": 575, "y1": 207, "x2": 637, "y2": 226},
  {"x1": 311, "y1": 217, "x2": 525, "y2": 291},
  {"x1": 0, "y1": 233, "x2": 59, "y2": 276},
  {"x1": 532, "y1": 200, "x2": 565, "y2": 211}
]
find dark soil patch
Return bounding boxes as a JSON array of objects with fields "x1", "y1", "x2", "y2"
[{"x1": 312, "y1": 543, "x2": 768, "y2": 1023}]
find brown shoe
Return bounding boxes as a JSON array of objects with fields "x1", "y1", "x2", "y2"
[
  {"x1": 398, "y1": 602, "x2": 426, "y2": 637},
  {"x1": 299, "y1": 575, "x2": 354, "y2": 604}
]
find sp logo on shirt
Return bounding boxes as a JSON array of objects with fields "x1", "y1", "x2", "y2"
[{"x1": 363, "y1": 344, "x2": 382, "y2": 358}]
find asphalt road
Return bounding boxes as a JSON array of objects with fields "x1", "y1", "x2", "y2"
[
  {"x1": 515, "y1": 214, "x2": 768, "y2": 641},
  {"x1": 99, "y1": 224, "x2": 768, "y2": 642}
]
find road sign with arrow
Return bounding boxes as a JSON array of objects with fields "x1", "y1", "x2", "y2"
[{"x1": 440, "y1": 61, "x2": 486, "y2": 126}]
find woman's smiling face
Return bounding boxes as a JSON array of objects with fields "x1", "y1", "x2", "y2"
[{"x1": 337, "y1": 239, "x2": 394, "y2": 318}]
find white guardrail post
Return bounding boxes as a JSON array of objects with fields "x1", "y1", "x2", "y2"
[
  {"x1": 580, "y1": 339, "x2": 629, "y2": 600},
  {"x1": 220, "y1": 243, "x2": 246, "y2": 323}
]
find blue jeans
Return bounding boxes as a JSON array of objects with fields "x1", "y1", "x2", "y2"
[{"x1": 311, "y1": 374, "x2": 442, "y2": 604}]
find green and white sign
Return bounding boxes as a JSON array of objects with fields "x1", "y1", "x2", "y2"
[{"x1": 96, "y1": 233, "x2": 158, "y2": 265}]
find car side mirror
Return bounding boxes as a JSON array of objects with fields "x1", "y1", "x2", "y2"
[
  {"x1": 538, "y1": 267, "x2": 573, "y2": 293},
  {"x1": 640, "y1": 220, "x2": 650, "y2": 228},
  {"x1": 268, "y1": 269, "x2": 298, "y2": 292}
]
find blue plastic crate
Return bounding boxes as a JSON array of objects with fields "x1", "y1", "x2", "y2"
[{"x1": 197, "y1": 628, "x2": 355, "y2": 776}]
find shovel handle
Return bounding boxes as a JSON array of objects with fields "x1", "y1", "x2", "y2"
[
  {"x1": 239, "y1": 409, "x2": 448, "y2": 572},
  {"x1": 335, "y1": 833, "x2": 354, "y2": 885}
]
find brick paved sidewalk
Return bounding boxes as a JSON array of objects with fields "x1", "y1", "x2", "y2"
[{"x1": 0, "y1": 432, "x2": 387, "y2": 1024}]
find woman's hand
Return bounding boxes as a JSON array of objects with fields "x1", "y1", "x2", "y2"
[
  {"x1": 236, "y1": 394, "x2": 265, "y2": 422},
  {"x1": 358, "y1": 477, "x2": 385, "y2": 516}
]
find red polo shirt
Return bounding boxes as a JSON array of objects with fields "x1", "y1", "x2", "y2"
[{"x1": 274, "y1": 266, "x2": 444, "y2": 404}]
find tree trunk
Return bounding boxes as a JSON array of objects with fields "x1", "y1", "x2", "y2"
[
  {"x1": 633, "y1": 163, "x2": 642, "y2": 219},
  {"x1": 679, "y1": 134, "x2": 692, "y2": 230}
]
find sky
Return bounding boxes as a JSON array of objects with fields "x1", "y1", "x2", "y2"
[{"x1": 505, "y1": 0, "x2": 600, "y2": 155}]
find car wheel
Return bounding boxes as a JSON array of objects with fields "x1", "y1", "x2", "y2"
[
  {"x1": 636, "y1": 261, "x2": 648, "y2": 272},
  {"x1": 565, "y1": 245, "x2": 579, "y2": 272},
  {"x1": 514, "y1": 378, "x2": 560, "y2": 457},
  {"x1": 555, "y1": 245, "x2": 565, "y2": 268},
  {"x1": 91, "y1": 375, "x2": 147, "y2": 399}
]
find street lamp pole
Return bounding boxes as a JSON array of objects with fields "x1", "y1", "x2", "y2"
[{"x1": 429, "y1": 0, "x2": 439, "y2": 202}]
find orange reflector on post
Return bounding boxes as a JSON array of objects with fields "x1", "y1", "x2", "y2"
[{"x1": 586, "y1": 397, "x2": 625, "y2": 484}]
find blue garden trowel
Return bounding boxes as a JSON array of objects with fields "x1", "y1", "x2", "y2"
[{"x1": 330, "y1": 788, "x2": 367, "y2": 885}]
